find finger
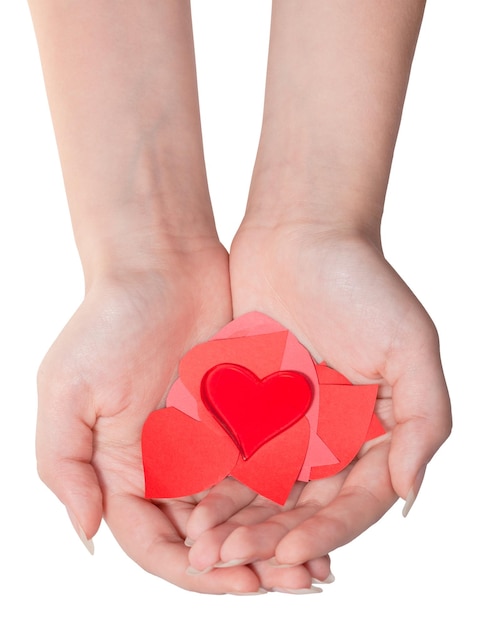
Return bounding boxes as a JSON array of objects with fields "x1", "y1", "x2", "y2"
[
  {"x1": 104, "y1": 491, "x2": 261, "y2": 594},
  {"x1": 387, "y1": 327, "x2": 452, "y2": 509},
  {"x1": 250, "y1": 560, "x2": 317, "y2": 594},
  {"x1": 217, "y1": 471, "x2": 346, "y2": 565},
  {"x1": 252, "y1": 555, "x2": 333, "y2": 591},
  {"x1": 36, "y1": 367, "x2": 102, "y2": 546},
  {"x1": 275, "y1": 440, "x2": 397, "y2": 565},
  {"x1": 185, "y1": 477, "x2": 257, "y2": 542},
  {"x1": 219, "y1": 502, "x2": 321, "y2": 565},
  {"x1": 188, "y1": 495, "x2": 285, "y2": 572},
  {"x1": 305, "y1": 556, "x2": 335, "y2": 584},
  {"x1": 153, "y1": 496, "x2": 198, "y2": 539}
]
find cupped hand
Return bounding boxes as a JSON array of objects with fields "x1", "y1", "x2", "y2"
[
  {"x1": 185, "y1": 221, "x2": 451, "y2": 573},
  {"x1": 35, "y1": 244, "x2": 269, "y2": 593}
]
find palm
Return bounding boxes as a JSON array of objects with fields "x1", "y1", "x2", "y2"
[{"x1": 230, "y1": 224, "x2": 449, "y2": 473}]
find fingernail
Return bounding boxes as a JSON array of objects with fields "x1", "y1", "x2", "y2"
[
  {"x1": 272, "y1": 586, "x2": 323, "y2": 595},
  {"x1": 66, "y1": 508, "x2": 94, "y2": 555},
  {"x1": 312, "y1": 573, "x2": 335, "y2": 584},
  {"x1": 214, "y1": 558, "x2": 248, "y2": 568},
  {"x1": 230, "y1": 588, "x2": 268, "y2": 596},
  {"x1": 186, "y1": 565, "x2": 214, "y2": 575},
  {"x1": 402, "y1": 465, "x2": 427, "y2": 518},
  {"x1": 184, "y1": 537, "x2": 194, "y2": 547}
]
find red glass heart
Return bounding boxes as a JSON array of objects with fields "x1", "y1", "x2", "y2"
[{"x1": 201, "y1": 363, "x2": 313, "y2": 460}]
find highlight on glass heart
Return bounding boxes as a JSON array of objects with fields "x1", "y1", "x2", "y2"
[{"x1": 141, "y1": 312, "x2": 386, "y2": 505}]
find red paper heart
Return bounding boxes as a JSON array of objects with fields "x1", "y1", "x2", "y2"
[
  {"x1": 142, "y1": 407, "x2": 239, "y2": 498},
  {"x1": 230, "y1": 417, "x2": 310, "y2": 503},
  {"x1": 201, "y1": 363, "x2": 313, "y2": 460},
  {"x1": 309, "y1": 379, "x2": 379, "y2": 480}
]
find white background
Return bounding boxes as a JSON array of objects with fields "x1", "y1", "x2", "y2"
[{"x1": 1, "y1": 1, "x2": 478, "y2": 624}]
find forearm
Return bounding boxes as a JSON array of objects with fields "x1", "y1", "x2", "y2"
[
  {"x1": 249, "y1": 0, "x2": 426, "y2": 231},
  {"x1": 28, "y1": 0, "x2": 214, "y2": 283}
]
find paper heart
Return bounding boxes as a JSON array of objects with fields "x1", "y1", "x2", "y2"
[
  {"x1": 142, "y1": 312, "x2": 386, "y2": 505},
  {"x1": 201, "y1": 363, "x2": 313, "y2": 460},
  {"x1": 309, "y1": 373, "x2": 380, "y2": 479},
  {"x1": 142, "y1": 407, "x2": 239, "y2": 498},
  {"x1": 230, "y1": 417, "x2": 310, "y2": 503}
]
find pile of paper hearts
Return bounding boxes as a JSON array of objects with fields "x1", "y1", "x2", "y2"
[{"x1": 142, "y1": 312, "x2": 385, "y2": 505}]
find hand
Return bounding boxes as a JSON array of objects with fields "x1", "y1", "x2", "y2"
[
  {"x1": 184, "y1": 222, "x2": 451, "y2": 574},
  {"x1": 35, "y1": 245, "x2": 271, "y2": 593}
]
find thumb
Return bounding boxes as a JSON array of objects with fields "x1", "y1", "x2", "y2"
[
  {"x1": 388, "y1": 340, "x2": 451, "y2": 516},
  {"x1": 36, "y1": 367, "x2": 103, "y2": 552}
]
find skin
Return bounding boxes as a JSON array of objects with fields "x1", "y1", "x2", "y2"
[{"x1": 29, "y1": 0, "x2": 451, "y2": 593}]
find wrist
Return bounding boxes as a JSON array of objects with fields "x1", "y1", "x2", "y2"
[
  {"x1": 75, "y1": 199, "x2": 221, "y2": 288},
  {"x1": 245, "y1": 160, "x2": 384, "y2": 244}
]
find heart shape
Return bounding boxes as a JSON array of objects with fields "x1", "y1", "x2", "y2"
[
  {"x1": 142, "y1": 407, "x2": 239, "y2": 498},
  {"x1": 201, "y1": 363, "x2": 313, "y2": 460}
]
